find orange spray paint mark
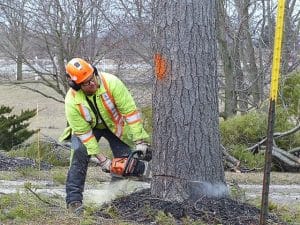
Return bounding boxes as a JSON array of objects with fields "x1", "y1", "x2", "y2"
[{"x1": 154, "y1": 53, "x2": 168, "y2": 80}]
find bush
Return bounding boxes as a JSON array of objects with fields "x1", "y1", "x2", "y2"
[
  {"x1": 220, "y1": 107, "x2": 300, "y2": 169},
  {"x1": 220, "y1": 112, "x2": 267, "y2": 148},
  {"x1": 220, "y1": 108, "x2": 300, "y2": 150},
  {"x1": 0, "y1": 105, "x2": 36, "y2": 151},
  {"x1": 278, "y1": 72, "x2": 300, "y2": 117},
  {"x1": 229, "y1": 145, "x2": 265, "y2": 170}
]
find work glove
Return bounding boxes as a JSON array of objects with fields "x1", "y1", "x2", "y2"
[
  {"x1": 135, "y1": 141, "x2": 152, "y2": 161},
  {"x1": 99, "y1": 157, "x2": 111, "y2": 173}
]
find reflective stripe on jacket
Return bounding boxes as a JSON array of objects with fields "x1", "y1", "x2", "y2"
[{"x1": 59, "y1": 72, "x2": 149, "y2": 155}]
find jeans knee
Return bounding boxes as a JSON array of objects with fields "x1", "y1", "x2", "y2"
[{"x1": 71, "y1": 136, "x2": 89, "y2": 162}]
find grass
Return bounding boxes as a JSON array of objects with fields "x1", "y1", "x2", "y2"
[
  {"x1": 248, "y1": 197, "x2": 300, "y2": 224},
  {"x1": 0, "y1": 189, "x2": 139, "y2": 225},
  {"x1": 225, "y1": 171, "x2": 300, "y2": 185},
  {"x1": 0, "y1": 168, "x2": 300, "y2": 224}
]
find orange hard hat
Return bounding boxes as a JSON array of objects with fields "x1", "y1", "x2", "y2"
[{"x1": 66, "y1": 58, "x2": 94, "y2": 84}]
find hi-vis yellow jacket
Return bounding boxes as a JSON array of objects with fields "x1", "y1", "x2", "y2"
[{"x1": 59, "y1": 72, "x2": 149, "y2": 155}]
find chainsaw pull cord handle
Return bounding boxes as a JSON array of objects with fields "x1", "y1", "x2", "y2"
[{"x1": 123, "y1": 150, "x2": 143, "y2": 176}]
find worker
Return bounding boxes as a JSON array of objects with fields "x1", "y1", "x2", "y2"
[{"x1": 59, "y1": 58, "x2": 150, "y2": 214}]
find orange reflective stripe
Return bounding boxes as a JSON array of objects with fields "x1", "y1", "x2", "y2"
[
  {"x1": 82, "y1": 135, "x2": 94, "y2": 143},
  {"x1": 115, "y1": 121, "x2": 123, "y2": 137},
  {"x1": 125, "y1": 111, "x2": 141, "y2": 124},
  {"x1": 101, "y1": 75, "x2": 115, "y2": 104},
  {"x1": 100, "y1": 75, "x2": 124, "y2": 137},
  {"x1": 101, "y1": 94, "x2": 124, "y2": 138},
  {"x1": 101, "y1": 94, "x2": 118, "y2": 122},
  {"x1": 78, "y1": 104, "x2": 92, "y2": 122},
  {"x1": 76, "y1": 130, "x2": 94, "y2": 143},
  {"x1": 102, "y1": 93, "x2": 120, "y2": 121}
]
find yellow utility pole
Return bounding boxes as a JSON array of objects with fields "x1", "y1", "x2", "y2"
[{"x1": 260, "y1": 0, "x2": 286, "y2": 224}]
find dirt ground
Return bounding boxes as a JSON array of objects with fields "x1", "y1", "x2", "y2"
[{"x1": 96, "y1": 188, "x2": 285, "y2": 225}]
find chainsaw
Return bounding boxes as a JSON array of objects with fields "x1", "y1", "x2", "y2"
[{"x1": 110, "y1": 149, "x2": 152, "y2": 177}]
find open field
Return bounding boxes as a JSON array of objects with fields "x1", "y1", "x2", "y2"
[
  {"x1": 0, "y1": 81, "x2": 151, "y2": 140},
  {"x1": 0, "y1": 83, "x2": 66, "y2": 140}
]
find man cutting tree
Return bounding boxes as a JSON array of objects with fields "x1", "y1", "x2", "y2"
[{"x1": 60, "y1": 58, "x2": 151, "y2": 214}]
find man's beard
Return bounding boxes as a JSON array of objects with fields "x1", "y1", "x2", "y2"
[{"x1": 83, "y1": 84, "x2": 99, "y2": 95}]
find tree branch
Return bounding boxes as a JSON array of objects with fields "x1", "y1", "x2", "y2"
[{"x1": 247, "y1": 123, "x2": 300, "y2": 152}]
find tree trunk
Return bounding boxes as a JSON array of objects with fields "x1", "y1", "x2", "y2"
[
  {"x1": 235, "y1": 0, "x2": 262, "y2": 107},
  {"x1": 16, "y1": 53, "x2": 23, "y2": 81},
  {"x1": 281, "y1": 0, "x2": 298, "y2": 75},
  {"x1": 151, "y1": 0, "x2": 227, "y2": 202},
  {"x1": 216, "y1": 0, "x2": 237, "y2": 119}
]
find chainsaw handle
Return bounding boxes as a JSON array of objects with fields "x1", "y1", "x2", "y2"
[{"x1": 123, "y1": 150, "x2": 141, "y2": 175}]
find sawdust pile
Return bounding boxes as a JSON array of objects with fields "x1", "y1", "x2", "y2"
[{"x1": 96, "y1": 189, "x2": 286, "y2": 225}]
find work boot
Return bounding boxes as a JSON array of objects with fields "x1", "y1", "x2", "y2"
[{"x1": 67, "y1": 201, "x2": 83, "y2": 216}]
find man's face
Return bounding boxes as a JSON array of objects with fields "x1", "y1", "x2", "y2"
[{"x1": 80, "y1": 74, "x2": 98, "y2": 95}]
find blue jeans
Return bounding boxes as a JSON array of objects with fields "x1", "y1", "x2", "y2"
[{"x1": 65, "y1": 128, "x2": 132, "y2": 205}]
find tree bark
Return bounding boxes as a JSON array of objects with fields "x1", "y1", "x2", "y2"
[
  {"x1": 16, "y1": 53, "x2": 23, "y2": 81},
  {"x1": 151, "y1": 0, "x2": 227, "y2": 201}
]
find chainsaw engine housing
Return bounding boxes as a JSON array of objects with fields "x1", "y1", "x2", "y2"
[{"x1": 110, "y1": 151, "x2": 145, "y2": 177}]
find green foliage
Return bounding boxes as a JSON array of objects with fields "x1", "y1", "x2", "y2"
[
  {"x1": 220, "y1": 106, "x2": 300, "y2": 149},
  {"x1": 262, "y1": 200, "x2": 300, "y2": 224},
  {"x1": 273, "y1": 107, "x2": 300, "y2": 149},
  {"x1": 104, "y1": 205, "x2": 119, "y2": 218},
  {"x1": 220, "y1": 107, "x2": 300, "y2": 169},
  {"x1": 0, "y1": 105, "x2": 36, "y2": 151},
  {"x1": 229, "y1": 180, "x2": 247, "y2": 202},
  {"x1": 276, "y1": 204, "x2": 300, "y2": 224},
  {"x1": 220, "y1": 112, "x2": 267, "y2": 148},
  {"x1": 230, "y1": 145, "x2": 265, "y2": 170},
  {"x1": 181, "y1": 217, "x2": 206, "y2": 225},
  {"x1": 0, "y1": 192, "x2": 45, "y2": 222},
  {"x1": 278, "y1": 72, "x2": 300, "y2": 117},
  {"x1": 52, "y1": 170, "x2": 67, "y2": 185},
  {"x1": 8, "y1": 141, "x2": 69, "y2": 166},
  {"x1": 15, "y1": 167, "x2": 38, "y2": 177},
  {"x1": 155, "y1": 211, "x2": 176, "y2": 225}
]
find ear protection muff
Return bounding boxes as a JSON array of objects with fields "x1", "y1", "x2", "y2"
[
  {"x1": 66, "y1": 66, "x2": 99, "y2": 91},
  {"x1": 66, "y1": 74, "x2": 81, "y2": 91},
  {"x1": 92, "y1": 66, "x2": 99, "y2": 76}
]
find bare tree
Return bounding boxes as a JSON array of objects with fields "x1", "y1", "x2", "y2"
[
  {"x1": 281, "y1": 0, "x2": 300, "y2": 74},
  {"x1": 0, "y1": 0, "x2": 110, "y2": 102},
  {"x1": 0, "y1": 0, "x2": 31, "y2": 80},
  {"x1": 217, "y1": 0, "x2": 238, "y2": 119},
  {"x1": 151, "y1": 0, "x2": 227, "y2": 201},
  {"x1": 217, "y1": 0, "x2": 300, "y2": 118},
  {"x1": 94, "y1": 0, "x2": 153, "y2": 69}
]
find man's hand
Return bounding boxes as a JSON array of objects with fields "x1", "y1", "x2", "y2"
[
  {"x1": 99, "y1": 158, "x2": 111, "y2": 173},
  {"x1": 135, "y1": 141, "x2": 148, "y2": 155},
  {"x1": 135, "y1": 141, "x2": 152, "y2": 161}
]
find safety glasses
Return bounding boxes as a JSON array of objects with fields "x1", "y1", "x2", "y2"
[{"x1": 81, "y1": 74, "x2": 97, "y2": 87}]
